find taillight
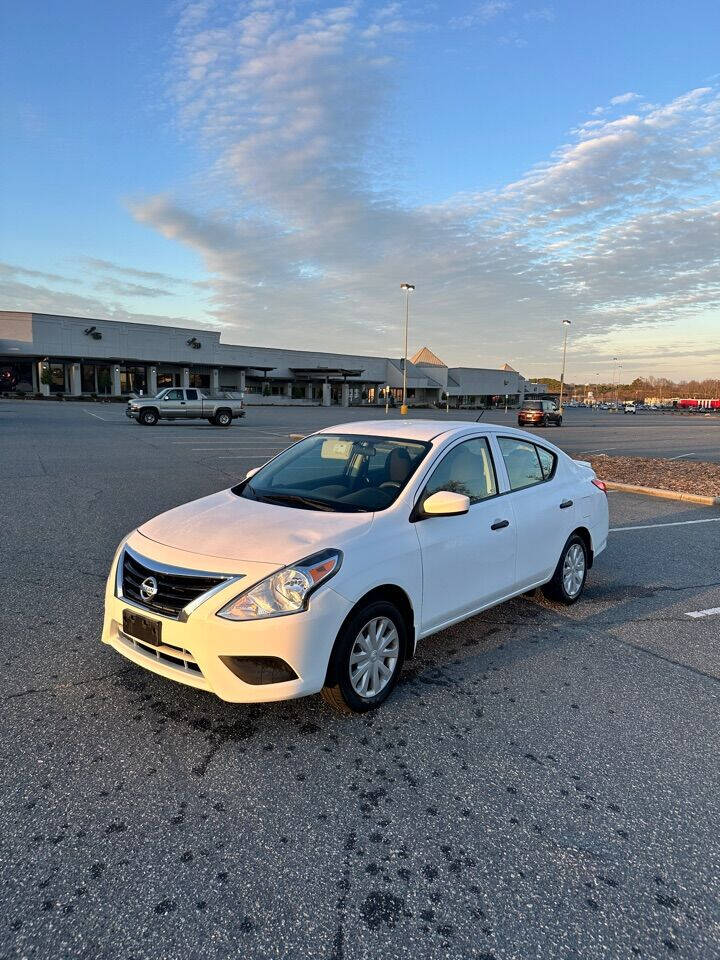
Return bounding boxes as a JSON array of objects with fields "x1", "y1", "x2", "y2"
[{"x1": 591, "y1": 478, "x2": 607, "y2": 493}]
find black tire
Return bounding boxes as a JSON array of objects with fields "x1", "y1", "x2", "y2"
[
  {"x1": 555, "y1": 417, "x2": 563, "y2": 427},
  {"x1": 139, "y1": 408, "x2": 158, "y2": 426},
  {"x1": 321, "y1": 600, "x2": 407, "y2": 714},
  {"x1": 543, "y1": 533, "x2": 588, "y2": 605},
  {"x1": 214, "y1": 409, "x2": 232, "y2": 427}
]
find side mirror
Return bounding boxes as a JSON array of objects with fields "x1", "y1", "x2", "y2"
[
  {"x1": 422, "y1": 490, "x2": 470, "y2": 517},
  {"x1": 245, "y1": 467, "x2": 261, "y2": 479}
]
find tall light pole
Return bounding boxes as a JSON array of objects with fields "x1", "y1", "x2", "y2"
[
  {"x1": 400, "y1": 283, "x2": 415, "y2": 415},
  {"x1": 558, "y1": 319, "x2": 571, "y2": 412},
  {"x1": 611, "y1": 356, "x2": 621, "y2": 409}
]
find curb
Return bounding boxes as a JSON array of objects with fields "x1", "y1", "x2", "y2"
[{"x1": 604, "y1": 481, "x2": 720, "y2": 506}]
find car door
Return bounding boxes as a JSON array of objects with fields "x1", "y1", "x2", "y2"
[
  {"x1": 184, "y1": 388, "x2": 202, "y2": 417},
  {"x1": 494, "y1": 436, "x2": 575, "y2": 588},
  {"x1": 161, "y1": 388, "x2": 187, "y2": 418},
  {"x1": 414, "y1": 436, "x2": 517, "y2": 634}
]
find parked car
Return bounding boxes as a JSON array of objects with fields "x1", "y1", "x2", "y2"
[
  {"x1": 102, "y1": 421, "x2": 609, "y2": 714},
  {"x1": 623, "y1": 402, "x2": 637, "y2": 414},
  {"x1": 126, "y1": 387, "x2": 245, "y2": 426},
  {"x1": 517, "y1": 399, "x2": 562, "y2": 428}
]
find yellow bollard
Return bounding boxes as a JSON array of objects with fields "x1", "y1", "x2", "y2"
[{"x1": 400, "y1": 404, "x2": 408, "y2": 416}]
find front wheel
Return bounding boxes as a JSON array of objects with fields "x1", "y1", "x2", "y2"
[
  {"x1": 543, "y1": 534, "x2": 587, "y2": 604},
  {"x1": 321, "y1": 601, "x2": 406, "y2": 714},
  {"x1": 555, "y1": 417, "x2": 563, "y2": 427},
  {"x1": 139, "y1": 409, "x2": 158, "y2": 426}
]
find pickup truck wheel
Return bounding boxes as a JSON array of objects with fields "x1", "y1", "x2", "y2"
[
  {"x1": 214, "y1": 410, "x2": 232, "y2": 427},
  {"x1": 139, "y1": 409, "x2": 158, "y2": 426}
]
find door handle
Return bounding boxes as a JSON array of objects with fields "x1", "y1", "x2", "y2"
[
  {"x1": 180, "y1": 401, "x2": 186, "y2": 405},
  {"x1": 491, "y1": 519, "x2": 509, "y2": 530},
  {"x1": 559, "y1": 499, "x2": 573, "y2": 509}
]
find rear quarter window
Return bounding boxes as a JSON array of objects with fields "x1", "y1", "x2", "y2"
[{"x1": 536, "y1": 446, "x2": 557, "y2": 479}]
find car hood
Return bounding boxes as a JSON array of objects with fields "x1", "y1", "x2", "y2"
[{"x1": 138, "y1": 488, "x2": 375, "y2": 565}]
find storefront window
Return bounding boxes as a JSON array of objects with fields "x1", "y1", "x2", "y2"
[
  {"x1": 119, "y1": 365, "x2": 147, "y2": 394},
  {"x1": 189, "y1": 373, "x2": 210, "y2": 388},
  {"x1": 96, "y1": 366, "x2": 112, "y2": 394},
  {"x1": 48, "y1": 364, "x2": 66, "y2": 393},
  {"x1": 81, "y1": 365, "x2": 96, "y2": 392}
]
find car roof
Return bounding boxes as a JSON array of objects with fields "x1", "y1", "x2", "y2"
[{"x1": 317, "y1": 419, "x2": 522, "y2": 443}]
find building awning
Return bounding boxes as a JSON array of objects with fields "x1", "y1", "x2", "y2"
[{"x1": 289, "y1": 367, "x2": 365, "y2": 381}]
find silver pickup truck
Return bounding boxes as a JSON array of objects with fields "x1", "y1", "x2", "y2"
[{"x1": 126, "y1": 388, "x2": 245, "y2": 426}]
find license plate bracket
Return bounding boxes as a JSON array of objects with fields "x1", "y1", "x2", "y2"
[{"x1": 123, "y1": 609, "x2": 162, "y2": 647}]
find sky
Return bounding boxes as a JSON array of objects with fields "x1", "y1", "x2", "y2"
[{"x1": 1, "y1": 0, "x2": 720, "y2": 383}]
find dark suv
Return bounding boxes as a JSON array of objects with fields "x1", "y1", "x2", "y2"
[{"x1": 517, "y1": 399, "x2": 562, "y2": 428}]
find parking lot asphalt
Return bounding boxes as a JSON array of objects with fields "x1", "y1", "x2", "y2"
[{"x1": 2, "y1": 400, "x2": 719, "y2": 960}]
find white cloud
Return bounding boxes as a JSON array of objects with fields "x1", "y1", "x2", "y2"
[
  {"x1": 610, "y1": 91, "x2": 640, "y2": 106},
  {"x1": 122, "y1": 2, "x2": 720, "y2": 378},
  {"x1": 449, "y1": 2, "x2": 510, "y2": 30}
]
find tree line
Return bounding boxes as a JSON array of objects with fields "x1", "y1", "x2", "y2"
[{"x1": 527, "y1": 376, "x2": 720, "y2": 401}]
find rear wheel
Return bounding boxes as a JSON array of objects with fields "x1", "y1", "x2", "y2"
[
  {"x1": 543, "y1": 534, "x2": 587, "y2": 604},
  {"x1": 322, "y1": 600, "x2": 406, "y2": 714},
  {"x1": 214, "y1": 409, "x2": 232, "y2": 426},
  {"x1": 139, "y1": 409, "x2": 158, "y2": 426},
  {"x1": 555, "y1": 416, "x2": 563, "y2": 427}
]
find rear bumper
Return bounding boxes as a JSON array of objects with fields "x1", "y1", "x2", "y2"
[{"x1": 101, "y1": 547, "x2": 352, "y2": 703}]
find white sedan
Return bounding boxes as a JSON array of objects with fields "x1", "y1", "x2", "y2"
[{"x1": 102, "y1": 421, "x2": 609, "y2": 713}]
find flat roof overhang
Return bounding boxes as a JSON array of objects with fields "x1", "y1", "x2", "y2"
[{"x1": 289, "y1": 367, "x2": 365, "y2": 381}]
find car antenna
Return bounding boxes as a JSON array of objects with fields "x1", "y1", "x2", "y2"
[{"x1": 475, "y1": 410, "x2": 485, "y2": 421}]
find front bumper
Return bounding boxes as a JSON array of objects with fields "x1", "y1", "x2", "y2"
[
  {"x1": 126, "y1": 407, "x2": 138, "y2": 419},
  {"x1": 101, "y1": 538, "x2": 353, "y2": 703}
]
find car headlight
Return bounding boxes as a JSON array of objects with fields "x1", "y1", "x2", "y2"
[{"x1": 216, "y1": 549, "x2": 342, "y2": 621}]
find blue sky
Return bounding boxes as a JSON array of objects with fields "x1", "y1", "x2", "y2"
[{"x1": 2, "y1": 0, "x2": 719, "y2": 381}]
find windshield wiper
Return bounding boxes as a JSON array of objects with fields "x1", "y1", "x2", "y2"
[{"x1": 255, "y1": 492, "x2": 338, "y2": 512}]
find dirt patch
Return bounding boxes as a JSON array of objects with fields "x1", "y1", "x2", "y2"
[{"x1": 580, "y1": 454, "x2": 720, "y2": 498}]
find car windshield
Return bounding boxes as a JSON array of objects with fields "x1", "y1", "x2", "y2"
[
  {"x1": 522, "y1": 401, "x2": 543, "y2": 410},
  {"x1": 233, "y1": 433, "x2": 431, "y2": 512}
]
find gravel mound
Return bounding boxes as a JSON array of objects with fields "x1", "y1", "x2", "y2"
[{"x1": 580, "y1": 454, "x2": 720, "y2": 497}]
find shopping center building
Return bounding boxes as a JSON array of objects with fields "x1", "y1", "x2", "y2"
[{"x1": 0, "y1": 311, "x2": 546, "y2": 407}]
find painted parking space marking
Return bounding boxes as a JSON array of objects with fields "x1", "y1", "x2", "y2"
[
  {"x1": 669, "y1": 453, "x2": 695, "y2": 460},
  {"x1": 83, "y1": 410, "x2": 114, "y2": 421},
  {"x1": 685, "y1": 606, "x2": 720, "y2": 619},
  {"x1": 610, "y1": 517, "x2": 720, "y2": 532},
  {"x1": 190, "y1": 447, "x2": 281, "y2": 452}
]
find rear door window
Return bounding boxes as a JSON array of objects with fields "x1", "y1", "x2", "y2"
[
  {"x1": 498, "y1": 438, "x2": 544, "y2": 490},
  {"x1": 186, "y1": 389, "x2": 199, "y2": 400}
]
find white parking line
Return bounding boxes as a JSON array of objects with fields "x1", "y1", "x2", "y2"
[
  {"x1": 83, "y1": 410, "x2": 113, "y2": 421},
  {"x1": 610, "y1": 517, "x2": 720, "y2": 532},
  {"x1": 669, "y1": 453, "x2": 695, "y2": 460},
  {"x1": 190, "y1": 447, "x2": 281, "y2": 452},
  {"x1": 685, "y1": 606, "x2": 720, "y2": 619}
]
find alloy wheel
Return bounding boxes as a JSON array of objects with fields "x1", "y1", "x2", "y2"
[
  {"x1": 349, "y1": 616, "x2": 399, "y2": 699},
  {"x1": 562, "y1": 543, "x2": 585, "y2": 597}
]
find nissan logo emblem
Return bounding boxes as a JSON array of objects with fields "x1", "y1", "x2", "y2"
[{"x1": 140, "y1": 576, "x2": 158, "y2": 601}]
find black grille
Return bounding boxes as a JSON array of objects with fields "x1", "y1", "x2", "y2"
[{"x1": 121, "y1": 550, "x2": 226, "y2": 618}]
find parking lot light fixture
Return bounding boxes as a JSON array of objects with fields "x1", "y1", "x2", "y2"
[
  {"x1": 400, "y1": 283, "x2": 415, "y2": 415},
  {"x1": 558, "y1": 320, "x2": 571, "y2": 412}
]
